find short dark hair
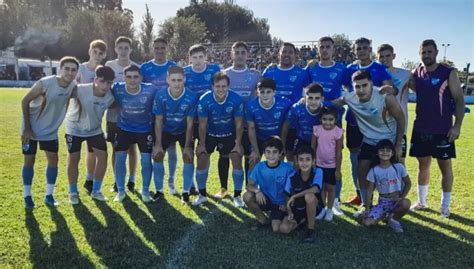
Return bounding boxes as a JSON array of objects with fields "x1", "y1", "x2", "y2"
[
  {"x1": 377, "y1": 44, "x2": 394, "y2": 54},
  {"x1": 280, "y1": 42, "x2": 297, "y2": 54},
  {"x1": 352, "y1": 70, "x2": 372, "y2": 82},
  {"x1": 95, "y1": 65, "x2": 115, "y2": 81},
  {"x1": 232, "y1": 41, "x2": 249, "y2": 51},
  {"x1": 320, "y1": 106, "x2": 338, "y2": 119},
  {"x1": 188, "y1": 44, "x2": 207, "y2": 56},
  {"x1": 420, "y1": 39, "x2": 438, "y2": 51},
  {"x1": 263, "y1": 136, "x2": 284, "y2": 153},
  {"x1": 354, "y1": 37, "x2": 371, "y2": 46},
  {"x1": 90, "y1": 39, "x2": 107, "y2": 52},
  {"x1": 295, "y1": 144, "x2": 315, "y2": 160},
  {"x1": 305, "y1": 83, "x2": 323, "y2": 95},
  {"x1": 153, "y1": 37, "x2": 168, "y2": 45},
  {"x1": 123, "y1": 64, "x2": 140, "y2": 75},
  {"x1": 167, "y1": 66, "x2": 184, "y2": 76},
  {"x1": 115, "y1": 36, "x2": 132, "y2": 47},
  {"x1": 319, "y1": 36, "x2": 334, "y2": 44},
  {"x1": 212, "y1": 71, "x2": 230, "y2": 85},
  {"x1": 59, "y1": 56, "x2": 79, "y2": 69},
  {"x1": 257, "y1": 77, "x2": 276, "y2": 91}
]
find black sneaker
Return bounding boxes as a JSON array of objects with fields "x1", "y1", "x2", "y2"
[
  {"x1": 181, "y1": 192, "x2": 190, "y2": 204},
  {"x1": 189, "y1": 186, "x2": 199, "y2": 196},
  {"x1": 301, "y1": 228, "x2": 316, "y2": 244},
  {"x1": 127, "y1": 182, "x2": 135, "y2": 193},
  {"x1": 153, "y1": 191, "x2": 163, "y2": 202},
  {"x1": 109, "y1": 183, "x2": 118, "y2": 193},
  {"x1": 83, "y1": 180, "x2": 93, "y2": 195}
]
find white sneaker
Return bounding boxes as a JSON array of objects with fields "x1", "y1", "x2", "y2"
[
  {"x1": 353, "y1": 206, "x2": 366, "y2": 218},
  {"x1": 192, "y1": 195, "x2": 208, "y2": 206},
  {"x1": 332, "y1": 200, "x2": 344, "y2": 216},
  {"x1": 316, "y1": 208, "x2": 326, "y2": 220},
  {"x1": 324, "y1": 209, "x2": 334, "y2": 221},
  {"x1": 440, "y1": 206, "x2": 450, "y2": 218},
  {"x1": 69, "y1": 193, "x2": 80, "y2": 205},
  {"x1": 142, "y1": 192, "x2": 153, "y2": 203},
  {"x1": 91, "y1": 191, "x2": 107, "y2": 201},
  {"x1": 113, "y1": 192, "x2": 126, "y2": 202},
  {"x1": 168, "y1": 183, "x2": 177, "y2": 195},
  {"x1": 233, "y1": 196, "x2": 244, "y2": 208},
  {"x1": 410, "y1": 202, "x2": 429, "y2": 211}
]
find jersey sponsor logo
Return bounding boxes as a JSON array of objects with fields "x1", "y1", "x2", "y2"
[{"x1": 431, "y1": 78, "x2": 440, "y2": 85}]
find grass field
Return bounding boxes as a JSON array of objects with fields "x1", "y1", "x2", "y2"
[{"x1": 0, "y1": 88, "x2": 473, "y2": 268}]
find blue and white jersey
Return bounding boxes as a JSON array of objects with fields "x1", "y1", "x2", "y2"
[
  {"x1": 262, "y1": 65, "x2": 311, "y2": 104},
  {"x1": 184, "y1": 63, "x2": 221, "y2": 98},
  {"x1": 245, "y1": 96, "x2": 292, "y2": 141},
  {"x1": 197, "y1": 90, "x2": 243, "y2": 137},
  {"x1": 287, "y1": 103, "x2": 332, "y2": 144},
  {"x1": 224, "y1": 66, "x2": 261, "y2": 105},
  {"x1": 342, "y1": 61, "x2": 392, "y2": 126},
  {"x1": 112, "y1": 82, "x2": 157, "y2": 133},
  {"x1": 306, "y1": 62, "x2": 346, "y2": 101},
  {"x1": 249, "y1": 161, "x2": 294, "y2": 206},
  {"x1": 140, "y1": 59, "x2": 177, "y2": 91},
  {"x1": 153, "y1": 88, "x2": 197, "y2": 135}
]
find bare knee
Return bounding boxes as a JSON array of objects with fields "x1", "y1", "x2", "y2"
[
  {"x1": 304, "y1": 193, "x2": 316, "y2": 204},
  {"x1": 243, "y1": 191, "x2": 255, "y2": 204},
  {"x1": 279, "y1": 223, "x2": 292, "y2": 234},
  {"x1": 399, "y1": 198, "x2": 411, "y2": 211}
]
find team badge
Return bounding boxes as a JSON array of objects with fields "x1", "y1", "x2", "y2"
[
  {"x1": 225, "y1": 106, "x2": 233, "y2": 113},
  {"x1": 370, "y1": 107, "x2": 378, "y2": 114},
  {"x1": 329, "y1": 72, "x2": 338, "y2": 80},
  {"x1": 140, "y1": 97, "x2": 147, "y2": 104},
  {"x1": 289, "y1": 75, "x2": 297, "y2": 82},
  {"x1": 181, "y1": 104, "x2": 189, "y2": 111},
  {"x1": 204, "y1": 74, "x2": 212, "y2": 81},
  {"x1": 274, "y1": 112, "x2": 281, "y2": 119},
  {"x1": 431, "y1": 78, "x2": 440, "y2": 85}
]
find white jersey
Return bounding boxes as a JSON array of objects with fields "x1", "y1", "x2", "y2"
[
  {"x1": 77, "y1": 63, "x2": 96, "y2": 83},
  {"x1": 387, "y1": 67, "x2": 410, "y2": 134},
  {"x1": 21, "y1": 75, "x2": 76, "y2": 140},
  {"x1": 104, "y1": 59, "x2": 139, "y2": 122},
  {"x1": 66, "y1": 83, "x2": 114, "y2": 137}
]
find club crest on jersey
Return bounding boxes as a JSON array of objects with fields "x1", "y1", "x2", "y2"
[
  {"x1": 140, "y1": 97, "x2": 148, "y2": 104},
  {"x1": 289, "y1": 75, "x2": 297, "y2": 82},
  {"x1": 225, "y1": 106, "x2": 233, "y2": 113},
  {"x1": 204, "y1": 74, "x2": 212, "y2": 81},
  {"x1": 370, "y1": 107, "x2": 378, "y2": 114},
  {"x1": 431, "y1": 78, "x2": 440, "y2": 85},
  {"x1": 274, "y1": 112, "x2": 281, "y2": 119},
  {"x1": 329, "y1": 72, "x2": 338, "y2": 80},
  {"x1": 181, "y1": 104, "x2": 189, "y2": 111}
]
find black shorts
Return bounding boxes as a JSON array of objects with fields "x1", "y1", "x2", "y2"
[
  {"x1": 319, "y1": 167, "x2": 337, "y2": 185},
  {"x1": 291, "y1": 193, "x2": 324, "y2": 223},
  {"x1": 205, "y1": 134, "x2": 236, "y2": 155},
  {"x1": 346, "y1": 124, "x2": 363, "y2": 149},
  {"x1": 358, "y1": 142, "x2": 377, "y2": 161},
  {"x1": 409, "y1": 132, "x2": 456, "y2": 160},
  {"x1": 258, "y1": 194, "x2": 286, "y2": 221},
  {"x1": 251, "y1": 139, "x2": 265, "y2": 155},
  {"x1": 106, "y1": 121, "x2": 119, "y2": 143},
  {"x1": 401, "y1": 134, "x2": 407, "y2": 158},
  {"x1": 242, "y1": 129, "x2": 251, "y2": 156},
  {"x1": 114, "y1": 129, "x2": 154, "y2": 153},
  {"x1": 192, "y1": 121, "x2": 199, "y2": 141},
  {"x1": 285, "y1": 128, "x2": 297, "y2": 152},
  {"x1": 65, "y1": 134, "x2": 107, "y2": 154},
  {"x1": 293, "y1": 137, "x2": 311, "y2": 153},
  {"x1": 162, "y1": 132, "x2": 186, "y2": 150},
  {"x1": 22, "y1": 139, "x2": 58, "y2": 155}
]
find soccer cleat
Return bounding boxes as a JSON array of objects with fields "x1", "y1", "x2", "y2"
[
  {"x1": 440, "y1": 206, "x2": 450, "y2": 218},
  {"x1": 168, "y1": 183, "x2": 177, "y2": 195},
  {"x1": 233, "y1": 196, "x2": 244, "y2": 208},
  {"x1": 153, "y1": 191, "x2": 164, "y2": 202},
  {"x1": 192, "y1": 195, "x2": 208, "y2": 206},
  {"x1": 113, "y1": 192, "x2": 126, "y2": 202},
  {"x1": 324, "y1": 209, "x2": 334, "y2": 221},
  {"x1": 345, "y1": 194, "x2": 361, "y2": 205},
  {"x1": 353, "y1": 206, "x2": 367, "y2": 218},
  {"x1": 410, "y1": 202, "x2": 429, "y2": 211},
  {"x1": 109, "y1": 183, "x2": 118, "y2": 193},
  {"x1": 213, "y1": 188, "x2": 228, "y2": 199},
  {"x1": 332, "y1": 200, "x2": 345, "y2": 216},
  {"x1": 181, "y1": 192, "x2": 190, "y2": 204},
  {"x1": 24, "y1": 196, "x2": 35, "y2": 209},
  {"x1": 142, "y1": 193, "x2": 153, "y2": 203},
  {"x1": 189, "y1": 186, "x2": 199, "y2": 196},
  {"x1": 387, "y1": 218, "x2": 404, "y2": 233},
  {"x1": 83, "y1": 180, "x2": 93, "y2": 195},
  {"x1": 301, "y1": 229, "x2": 316, "y2": 243},
  {"x1": 127, "y1": 182, "x2": 136, "y2": 193},
  {"x1": 316, "y1": 208, "x2": 326, "y2": 220},
  {"x1": 69, "y1": 193, "x2": 80, "y2": 205},
  {"x1": 91, "y1": 191, "x2": 107, "y2": 201},
  {"x1": 44, "y1": 195, "x2": 59, "y2": 207}
]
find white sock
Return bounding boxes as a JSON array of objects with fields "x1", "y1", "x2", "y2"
[
  {"x1": 418, "y1": 184, "x2": 429, "y2": 205},
  {"x1": 441, "y1": 192, "x2": 451, "y2": 208},
  {"x1": 46, "y1": 184, "x2": 55, "y2": 196},
  {"x1": 24, "y1": 185, "x2": 32, "y2": 197}
]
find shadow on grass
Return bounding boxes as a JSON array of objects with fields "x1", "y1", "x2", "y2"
[
  {"x1": 72, "y1": 201, "x2": 155, "y2": 268},
  {"x1": 25, "y1": 208, "x2": 94, "y2": 269}
]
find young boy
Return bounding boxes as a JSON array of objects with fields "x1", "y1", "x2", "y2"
[
  {"x1": 279, "y1": 145, "x2": 323, "y2": 243},
  {"x1": 152, "y1": 66, "x2": 197, "y2": 203},
  {"x1": 111, "y1": 65, "x2": 157, "y2": 202},
  {"x1": 243, "y1": 136, "x2": 295, "y2": 233},
  {"x1": 21, "y1": 56, "x2": 79, "y2": 208},
  {"x1": 65, "y1": 65, "x2": 115, "y2": 204}
]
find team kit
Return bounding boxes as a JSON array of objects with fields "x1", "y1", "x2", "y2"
[{"x1": 20, "y1": 36, "x2": 464, "y2": 243}]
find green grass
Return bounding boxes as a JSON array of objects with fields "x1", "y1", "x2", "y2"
[{"x1": 0, "y1": 88, "x2": 473, "y2": 268}]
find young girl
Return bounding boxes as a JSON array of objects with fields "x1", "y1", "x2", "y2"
[
  {"x1": 311, "y1": 106, "x2": 343, "y2": 221},
  {"x1": 360, "y1": 139, "x2": 412, "y2": 233}
]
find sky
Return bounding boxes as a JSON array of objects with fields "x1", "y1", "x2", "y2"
[{"x1": 123, "y1": 0, "x2": 474, "y2": 69}]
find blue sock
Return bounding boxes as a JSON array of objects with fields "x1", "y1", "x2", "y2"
[
  {"x1": 141, "y1": 153, "x2": 152, "y2": 194},
  {"x1": 46, "y1": 166, "x2": 58, "y2": 185},
  {"x1": 359, "y1": 188, "x2": 367, "y2": 205},
  {"x1": 153, "y1": 162, "x2": 165, "y2": 193},
  {"x1": 183, "y1": 163, "x2": 194, "y2": 193},
  {"x1": 69, "y1": 183, "x2": 78, "y2": 194},
  {"x1": 128, "y1": 174, "x2": 136, "y2": 183},
  {"x1": 22, "y1": 166, "x2": 34, "y2": 186},
  {"x1": 335, "y1": 180, "x2": 342, "y2": 200},
  {"x1": 167, "y1": 145, "x2": 177, "y2": 184},
  {"x1": 196, "y1": 169, "x2": 208, "y2": 191},
  {"x1": 92, "y1": 179, "x2": 103, "y2": 193},
  {"x1": 115, "y1": 152, "x2": 127, "y2": 192},
  {"x1": 232, "y1": 169, "x2": 244, "y2": 192},
  {"x1": 350, "y1": 151, "x2": 359, "y2": 190}
]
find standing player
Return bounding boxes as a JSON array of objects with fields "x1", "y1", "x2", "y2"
[
  {"x1": 194, "y1": 72, "x2": 245, "y2": 207},
  {"x1": 342, "y1": 37, "x2": 393, "y2": 206},
  {"x1": 105, "y1": 36, "x2": 139, "y2": 193},
  {"x1": 66, "y1": 66, "x2": 115, "y2": 204},
  {"x1": 377, "y1": 44, "x2": 411, "y2": 163},
  {"x1": 408, "y1": 40, "x2": 465, "y2": 217},
  {"x1": 140, "y1": 37, "x2": 179, "y2": 195},
  {"x1": 152, "y1": 66, "x2": 197, "y2": 204},
  {"x1": 76, "y1": 39, "x2": 108, "y2": 194},
  {"x1": 21, "y1": 56, "x2": 79, "y2": 208},
  {"x1": 111, "y1": 65, "x2": 157, "y2": 202}
]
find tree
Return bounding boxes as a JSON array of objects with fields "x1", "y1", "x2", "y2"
[
  {"x1": 401, "y1": 59, "x2": 418, "y2": 71},
  {"x1": 158, "y1": 15, "x2": 207, "y2": 61},
  {"x1": 331, "y1": 33, "x2": 354, "y2": 64},
  {"x1": 139, "y1": 4, "x2": 155, "y2": 60}
]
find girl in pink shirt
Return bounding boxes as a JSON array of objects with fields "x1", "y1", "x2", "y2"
[{"x1": 311, "y1": 107, "x2": 343, "y2": 221}]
